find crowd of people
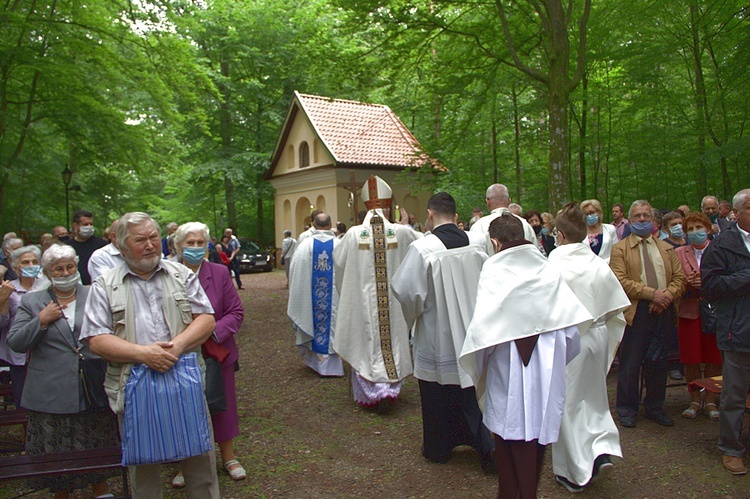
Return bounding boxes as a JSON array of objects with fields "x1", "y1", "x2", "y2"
[
  {"x1": 0, "y1": 182, "x2": 748, "y2": 497},
  {"x1": 0, "y1": 211, "x2": 246, "y2": 498},
  {"x1": 284, "y1": 178, "x2": 750, "y2": 497}
]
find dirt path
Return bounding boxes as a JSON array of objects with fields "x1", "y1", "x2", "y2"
[{"x1": 2, "y1": 269, "x2": 748, "y2": 498}]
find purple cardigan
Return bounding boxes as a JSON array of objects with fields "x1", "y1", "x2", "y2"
[{"x1": 198, "y1": 261, "x2": 244, "y2": 365}]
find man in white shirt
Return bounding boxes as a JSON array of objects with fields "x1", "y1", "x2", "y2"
[
  {"x1": 88, "y1": 218, "x2": 126, "y2": 282},
  {"x1": 392, "y1": 192, "x2": 494, "y2": 472},
  {"x1": 470, "y1": 183, "x2": 537, "y2": 255}
]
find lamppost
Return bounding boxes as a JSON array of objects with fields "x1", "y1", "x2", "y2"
[
  {"x1": 62, "y1": 166, "x2": 73, "y2": 230},
  {"x1": 61, "y1": 166, "x2": 81, "y2": 230}
]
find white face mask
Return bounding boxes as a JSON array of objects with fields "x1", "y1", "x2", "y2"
[
  {"x1": 51, "y1": 272, "x2": 79, "y2": 292},
  {"x1": 79, "y1": 226, "x2": 95, "y2": 239}
]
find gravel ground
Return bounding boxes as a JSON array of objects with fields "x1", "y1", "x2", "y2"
[{"x1": 1, "y1": 268, "x2": 749, "y2": 498}]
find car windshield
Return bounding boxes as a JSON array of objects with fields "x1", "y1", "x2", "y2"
[{"x1": 239, "y1": 240, "x2": 261, "y2": 253}]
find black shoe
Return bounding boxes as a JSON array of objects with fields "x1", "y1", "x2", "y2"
[
  {"x1": 619, "y1": 415, "x2": 636, "y2": 428},
  {"x1": 373, "y1": 398, "x2": 393, "y2": 414},
  {"x1": 592, "y1": 454, "x2": 614, "y2": 482},
  {"x1": 644, "y1": 411, "x2": 674, "y2": 427},
  {"x1": 555, "y1": 475, "x2": 584, "y2": 493}
]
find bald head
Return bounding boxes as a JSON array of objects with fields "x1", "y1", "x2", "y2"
[{"x1": 485, "y1": 184, "x2": 510, "y2": 210}]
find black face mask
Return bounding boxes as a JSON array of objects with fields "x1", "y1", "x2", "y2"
[
  {"x1": 532, "y1": 224, "x2": 542, "y2": 235},
  {"x1": 57, "y1": 235, "x2": 69, "y2": 243}
]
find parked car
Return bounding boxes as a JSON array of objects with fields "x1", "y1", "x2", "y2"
[{"x1": 237, "y1": 238, "x2": 274, "y2": 273}]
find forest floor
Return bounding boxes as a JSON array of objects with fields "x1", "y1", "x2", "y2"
[{"x1": 1, "y1": 268, "x2": 749, "y2": 498}]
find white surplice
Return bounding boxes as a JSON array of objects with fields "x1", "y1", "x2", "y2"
[
  {"x1": 332, "y1": 209, "x2": 421, "y2": 387},
  {"x1": 459, "y1": 244, "x2": 593, "y2": 445},
  {"x1": 392, "y1": 230, "x2": 488, "y2": 388},
  {"x1": 548, "y1": 242, "x2": 631, "y2": 485},
  {"x1": 287, "y1": 229, "x2": 343, "y2": 376}
]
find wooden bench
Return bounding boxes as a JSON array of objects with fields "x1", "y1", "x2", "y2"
[{"x1": 0, "y1": 446, "x2": 129, "y2": 498}]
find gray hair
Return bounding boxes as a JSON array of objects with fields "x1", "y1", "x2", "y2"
[
  {"x1": 173, "y1": 222, "x2": 210, "y2": 255},
  {"x1": 116, "y1": 212, "x2": 160, "y2": 252},
  {"x1": 508, "y1": 203, "x2": 523, "y2": 215},
  {"x1": 41, "y1": 244, "x2": 78, "y2": 272},
  {"x1": 628, "y1": 200, "x2": 652, "y2": 220},
  {"x1": 732, "y1": 189, "x2": 750, "y2": 210},
  {"x1": 284, "y1": 230, "x2": 292, "y2": 237},
  {"x1": 10, "y1": 245, "x2": 41, "y2": 268},
  {"x1": 166, "y1": 222, "x2": 178, "y2": 231},
  {"x1": 485, "y1": 184, "x2": 510, "y2": 208},
  {"x1": 2, "y1": 237, "x2": 22, "y2": 253},
  {"x1": 701, "y1": 195, "x2": 719, "y2": 209}
]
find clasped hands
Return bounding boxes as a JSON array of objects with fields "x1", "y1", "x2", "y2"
[
  {"x1": 649, "y1": 289, "x2": 673, "y2": 314},
  {"x1": 141, "y1": 342, "x2": 183, "y2": 373}
]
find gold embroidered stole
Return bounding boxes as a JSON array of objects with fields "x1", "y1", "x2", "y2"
[{"x1": 370, "y1": 215, "x2": 398, "y2": 380}]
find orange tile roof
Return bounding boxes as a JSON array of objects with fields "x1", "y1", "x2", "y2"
[{"x1": 296, "y1": 92, "x2": 441, "y2": 169}]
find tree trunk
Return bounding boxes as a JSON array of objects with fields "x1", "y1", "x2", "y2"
[
  {"x1": 512, "y1": 84, "x2": 521, "y2": 200},
  {"x1": 690, "y1": 2, "x2": 708, "y2": 195},
  {"x1": 579, "y1": 70, "x2": 588, "y2": 200},
  {"x1": 219, "y1": 57, "x2": 236, "y2": 231}
]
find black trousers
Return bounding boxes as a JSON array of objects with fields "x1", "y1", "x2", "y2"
[
  {"x1": 418, "y1": 380, "x2": 494, "y2": 467},
  {"x1": 616, "y1": 300, "x2": 674, "y2": 417}
]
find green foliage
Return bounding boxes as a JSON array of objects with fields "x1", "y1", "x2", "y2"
[{"x1": 2, "y1": 0, "x2": 748, "y2": 239}]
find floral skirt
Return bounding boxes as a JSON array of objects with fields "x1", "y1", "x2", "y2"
[{"x1": 25, "y1": 409, "x2": 120, "y2": 492}]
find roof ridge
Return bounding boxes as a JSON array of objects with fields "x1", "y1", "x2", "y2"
[{"x1": 297, "y1": 92, "x2": 388, "y2": 109}]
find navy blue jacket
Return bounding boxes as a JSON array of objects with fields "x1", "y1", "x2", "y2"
[{"x1": 701, "y1": 225, "x2": 750, "y2": 352}]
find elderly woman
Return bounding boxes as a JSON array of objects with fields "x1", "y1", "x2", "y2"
[
  {"x1": 7, "y1": 244, "x2": 117, "y2": 499},
  {"x1": 171, "y1": 222, "x2": 246, "y2": 487},
  {"x1": 540, "y1": 211, "x2": 557, "y2": 255},
  {"x1": 675, "y1": 212, "x2": 722, "y2": 420},
  {"x1": 0, "y1": 246, "x2": 49, "y2": 405},
  {"x1": 661, "y1": 211, "x2": 687, "y2": 249},
  {"x1": 581, "y1": 199, "x2": 617, "y2": 263}
]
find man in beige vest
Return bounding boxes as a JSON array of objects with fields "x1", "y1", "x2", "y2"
[{"x1": 81, "y1": 212, "x2": 220, "y2": 499}]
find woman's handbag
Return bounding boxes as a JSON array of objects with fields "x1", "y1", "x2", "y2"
[
  {"x1": 121, "y1": 353, "x2": 212, "y2": 466},
  {"x1": 79, "y1": 357, "x2": 109, "y2": 410},
  {"x1": 204, "y1": 356, "x2": 227, "y2": 415}
]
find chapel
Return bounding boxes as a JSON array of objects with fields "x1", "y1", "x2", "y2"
[{"x1": 265, "y1": 91, "x2": 442, "y2": 245}]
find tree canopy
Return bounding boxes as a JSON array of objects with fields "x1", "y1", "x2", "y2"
[{"x1": 2, "y1": 0, "x2": 748, "y2": 242}]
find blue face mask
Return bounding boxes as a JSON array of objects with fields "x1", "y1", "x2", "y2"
[
  {"x1": 182, "y1": 247, "x2": 206, "y2": 265},
  {"x1": 21, "y1": 265, "x2": 41, "y2": 278},
  {"x1": 586, "y1": 214, "x2": 599, "y2": 226},
  {"x1": 631, "y1": 221, "x2": 653, "y2": 237},
  {"x1": 687, "y1": 229, "x2": 708, "y2": 246},
  {"x1": 541, "y1": 227, "x2": 549, "y2": 236},
  {"x1": 669, "y1": 225, "x2": 685, "y2": 239}
]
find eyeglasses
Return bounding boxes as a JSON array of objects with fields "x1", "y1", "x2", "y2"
[
  {"x1": 49, "y1": 263, "x2": 77, "y2": 276},
  {"x1": 631, "y1": 213, "x2": 653, "y2": 222}
]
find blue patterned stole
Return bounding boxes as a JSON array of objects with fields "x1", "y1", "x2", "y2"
[{"x1": 311, "y1": 238, "x2": 334, "y2": 354}]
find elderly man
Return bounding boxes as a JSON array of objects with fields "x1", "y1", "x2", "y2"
[
  {"x1": 0, "y1": 238, "x2": 23, "y2": 281},
  {"x1": 287, "y1": 213, "x2": 343, "y2": 376},
  {"x1": 88, "y1": 218, "x2": 125, "y2": 282},
  {"x1": 52, "y1": 225, "x2": 70, "y2": 243},
  {"x1": 470, "y1": 183, "x2": 537, "y2": 255},
  {"x1": 66, "y1": 209, "x2": 108, "y2": 285},
  {"x1": 609, "y1": 200, "x2": 686, "y2": 428},
  {"x1": 460, "y1": 213, "x2": 590, "y2": 498},
  {"x1": 702, "y1": 195, "x2": 733, "y2": 237},
  {"x1": 80, "y1": 212, "x2": 220, "y2": 498},
  {"x1": 702, "y1": 188, "x2": 750, "y2": 475},
  {"x1": 392, "y1": 192, "x2": 494, "y2": 472},
  {"x1": 333, "y1": 175, "x2": 421, "y2": 412}
]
